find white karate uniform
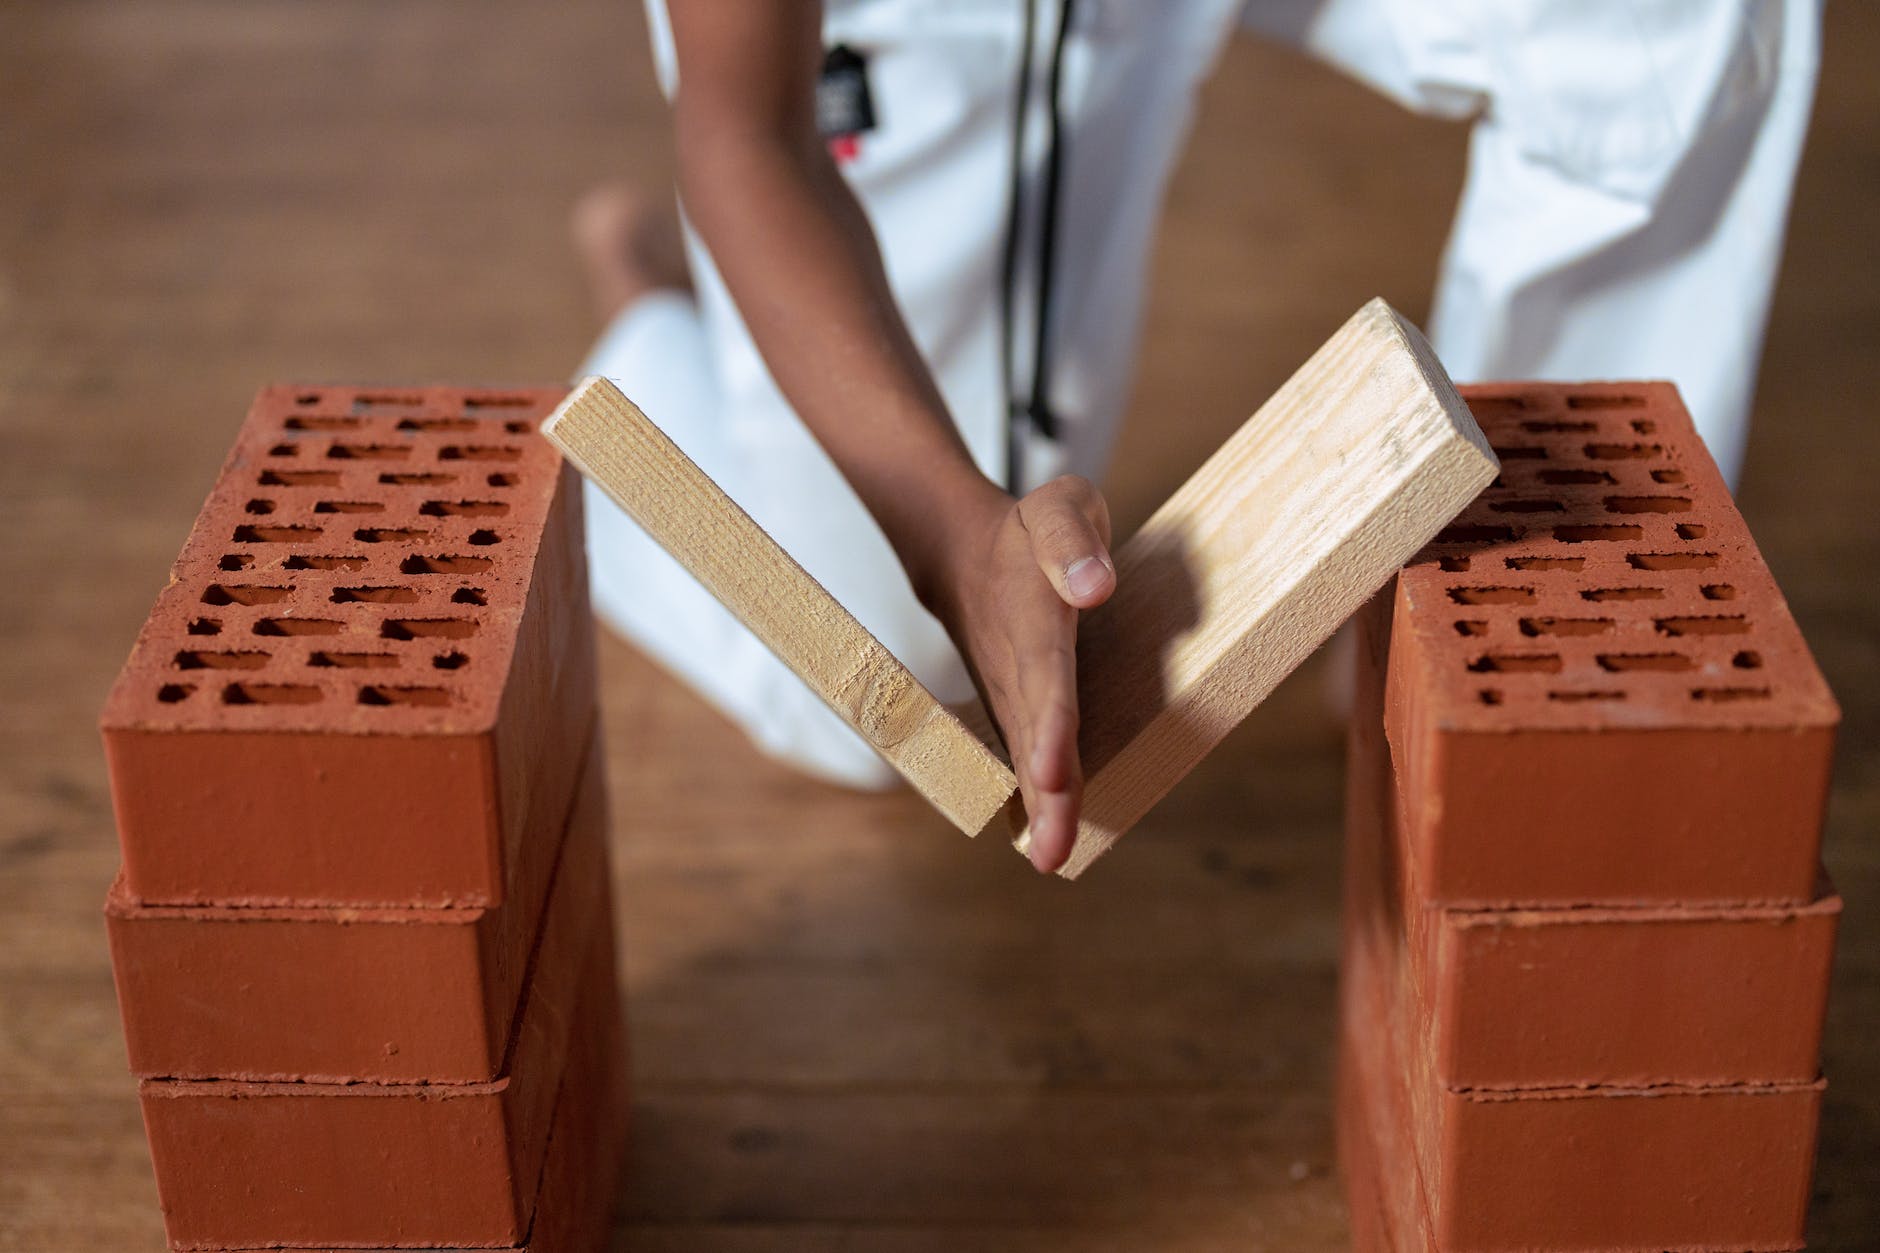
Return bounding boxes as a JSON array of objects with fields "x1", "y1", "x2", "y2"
[{"x1": 580, "y1": 0, "x2": 1821, "y2": 787}]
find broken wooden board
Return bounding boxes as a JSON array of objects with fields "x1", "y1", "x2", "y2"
[
  {"x1": 544, "y1": 298, "x2": 1496, "y2": 877},
  {"x1": 541, "y1": 377, "x2": 1018, "y2": 838},
  {"x1": 1031, "y1": 298, "x2": 1497, "y2": 877}
]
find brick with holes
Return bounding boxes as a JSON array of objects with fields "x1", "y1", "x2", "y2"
[
  {"x1": 100, "y1": 385, "x2": 595, "y2": 907},
  {"x1": 1387, "y1": 382, "x2": 1838, "y2": 906},
  {"x1": 1340, "y1": 684, "x2": 1823, "y2": 1251},
  {"x1": 105, "y1": 718, "x2": 601, "y2": 1084},
  {"x1": 1349, "y1": 592, "x2": 1838, "y2": 1090},
  {"x1": 137, "y1": 748, "x2": 619, "y2": 1250}
]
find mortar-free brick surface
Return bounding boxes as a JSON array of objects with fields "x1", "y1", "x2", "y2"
[
  {"x1": 1385, "y1": 382, "x2": 1839, "y2": 906},
  {"x1": 101, "y1": 384, "x2": 596, "y2": 906},
  {"x1": 107, "y1": 719, "x2": 601, "y2": 1083},
  {"x1": 137, "y1": 749, "x2": 615, "y2": 1250},
  {"x1": 1351, "y1": 595, "x2": 1840, "y2": 1089},
  {"x1": 1343, "y1": 661, "x2": 1821, "y2": 1251}
]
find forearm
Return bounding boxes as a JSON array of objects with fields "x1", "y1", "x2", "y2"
[{"x1": 672, "y1": 69, "x2": 1003, "y2": 606}]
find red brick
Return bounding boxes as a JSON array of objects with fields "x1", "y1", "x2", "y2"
[
  {"x1": 1385, "y1": 382, "x2": 1837, "y2": 906},
  {"x1": 106, "y1": 716, "x2": 601, "y2": 1083},
  {"x1": 1343, "y1": 657, "x2": 1822, "y2": 1251},
  {"x1": 217, "y1": 964, "x2": 627, "y2": 1253},
  {"x1": 1351, "y1": 594, "x2": 1839, "y2": 1089},
  {"x1": 137, "y1": 750, "x2": 616, "y2": 1250},
  {"x1": 101, "y1": 384, "x2": 596, "y2": 907}
]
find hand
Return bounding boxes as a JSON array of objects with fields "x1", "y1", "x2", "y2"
[{"x1": 921, "y1": 475, "x2": 1117, "y2": 874}]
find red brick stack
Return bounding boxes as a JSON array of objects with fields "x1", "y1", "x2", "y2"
[
  {"x1": 100, "y1": 385, "x2": 624, "y2": 1252},
  {"x1": 1338, "y1": 382, "x2": 1841, "y2": 1251}
]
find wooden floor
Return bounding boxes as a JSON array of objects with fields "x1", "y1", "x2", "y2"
[{"x1": 2, "y1": 4, "x2": 1876, "y2": 1249}]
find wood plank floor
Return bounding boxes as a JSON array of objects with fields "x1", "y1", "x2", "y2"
[{"x1": 2, "y1": 3, "x2": 1875, "y2": 1249}]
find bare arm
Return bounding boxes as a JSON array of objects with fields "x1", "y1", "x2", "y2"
[{"x1": 666, "y1": 0, "x2": 1114, "y2": 871}]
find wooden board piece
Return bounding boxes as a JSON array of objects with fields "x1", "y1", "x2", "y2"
[
  {"x1": 546, "y1": 300, "x2": 1494, "y2": 876},
  {"x1": 1032, "y1": 298, "x2": 1497, "y2": 877},
  {"x1": 542, "y1": 379, "x2": 1018, "y2": 837}
]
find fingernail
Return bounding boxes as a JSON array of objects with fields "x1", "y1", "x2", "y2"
[{"x1": 1066, "y1": 556, "x2": 1109, "y2": 600}]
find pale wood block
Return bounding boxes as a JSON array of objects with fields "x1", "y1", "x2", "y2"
[
  {"x1": 541, "y1": 378, "x2": 1018, "y2": 838},
  {"x1": 544, "y1": 299, "x2": 1494, "y2": 876},
  {"x1": 1037, "y1": 299, "x2": 1496, "y2": 877}
]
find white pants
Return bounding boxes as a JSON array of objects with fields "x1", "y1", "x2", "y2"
[{"x1": 582, "y1": 0, "x2": 1822, "y2": 787}]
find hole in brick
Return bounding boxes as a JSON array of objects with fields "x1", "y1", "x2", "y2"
[
  {"x1": 1597, "y1": 652, "x2": 1695, "y2": 673},
  {"x1": 283, "y1": 554, "x2": 370, "y2": 571},
  {"x1": 294, "y1": 393, "x2": 321, "y2": 406},
  {"x1": 451, "y1": 587, "x2": 487, "y2": 605},
  {"x1": 504, "y1": 419, "x2": 534, "y2": 434},
  {"x1": 1676, "y1": 523, "x2": 1708, "y2": 540},
  {"x1": 1566, "y1": 394, "x2": 1646, "y2": 409},
  {"x1": 380, "y1": 471, "x2": 456, "y2": 486},
  {"x1": 232, "y1": 524, "x2": 322, "y2": 544},
  {"x1": 268, "y1": 444, "x2": 297, "y2": 457},
  {"x1": 252, "y1": 617, "x2": 344, "y2": 637},
  {"x1": 244, "y1": 499, "x2": 276, "y2": 515},
  {"x1": 331, "y1": 585, "x2": 420, "y2": 604},
  {"x1": 1655, "y1": 615, "x2": 1751, "y2": 636},
  {"x1": 1701, "y1": 584, "x2": 1738, "y2": 600},
  {"x1": 1468, "y1": 652, "x2": 1563, "y2": 674},
  {"x1": 1694, "y1": 686, "x2": 1772, "y2": 702},
  {"x1": 1652, "y1": 469, "x2": 1687, "y2": 484},
  {"x1": 352, "y1": 393, "x2": 425, "y2": 413},
  {"x1": 1490, "y1": 445, "x2": 1547, "y2": 461},
  {"x1": 381, "y1": 617, "x2": 479, "y2": 640},
  {"x1": 396, "y1": 416, "x2": 478, "y2": 431},
  {"x1": 328, "y1": 443, "x2": 411, "y2": 460},
  {"x1": 467, "y1": 529, "x2": 501, "y2": 546},
  {"x1": 187, "y1": 617, "x2": 221, "y2": 636},
  {"x1": 1629, "y1": 551, "x2": 1719, "y2": 571},
  {"x1": 1632, "y1": 420, "x2": 1658, "y2": 434},
  {"x1": 400, "y1": 553, "x2": 493, "y2": 575},
  {"x1": 1520, "y1": 420, "x2": 1597, "y2": 433},
  {"x1": 1548, "y1": 690, "x2": 1626, "y2": 703},
  {"x1": 1438, "y1": 555, "x2": 1471, "y2": 572},
  {"x1": 1733, "y1": 650, "x2": 1764, "y2": 670},
  {"x1": 1448, "y1": 586, "x2": 1536, "y2": 605},
  {"x1": 420, "y1": 499, "x2": 511, "y2": 517},
  {"x1": 157, "y1": 683, "x2": 195, "y2": 703},
  {"x1": 284, "y1": 415, "x2": 364, "y2": 431},
  {"x1": 1554, "y1": 523, "x2": 1645, "y2": 543},
  {"x1": 201, "y1": 584, "x2": 293, "y2": 606},
  {"x1": 1585, "y1": 443, "x2": 1664, "y2": 460},
  {"x1": 1605, "y1": 495, "x2": 1693, "y2": 514},
  {"x1": 259, "y1": 469, "x2": 343, "y2": 487},
  {"x1": 1490, "y1": 499, "x2": 1565, "y2": 513},
  {"x1": 487, "y1": 472, "x2": 519, "y2": 487},
  {"x1": 218, "y1": 554, "x2": 254, "y2": 571},
  {"x1": 354, "y1": 527, "x2": 431, "y2": 543},
  {"x1": 438, "y1": 444, "x2": 523, "y2": 461},
  {"x1": 464, "y1": 393, "x2": 534, "y2": 411},
  {"x1": 309, "y1": 650, "x2": 399, "y2": 669},
  {"x1": 1434, "y1": 524, "x2": 1518, "y2": 545},
  {"x1": 315, "y1": 500, "x2": 386, "y2": 514},
  {"x1": 222, "y1": 682, "x2": 322, "y2": 705},
  {"x1": 1454, "y1": 621, "x2": 1489, "y2": 637},
  {"x1": 358, "y1": 684, "x2": 452, "y2": 707},
  {"x1": 1478, "y1": 689, "x2": 1503, "y2": 706},
  {"x1": 1519, "y1": 617, "x2": 1614, "y2": 637},
  {"x1": 1539, "y1": 469, "x2": 1616, "y2": 486},
  {"x1": 174, "y1": 649, "x2": 270, "y2": 670},
  {"x1": 433, "y1": 650, "x2": 470, "y2": 670},
  {"x1": 1582, "y1": 586, "x2": 1666, "y2": 602},
  {"x1": 1506, "y1": 556, "x2": 1585, "y2": 572}
]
